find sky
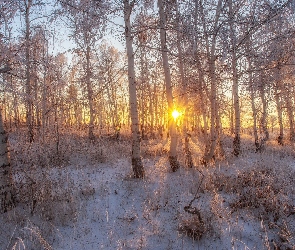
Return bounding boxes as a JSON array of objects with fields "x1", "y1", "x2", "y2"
[{"x1": 9, "y1": 1, "x2": 126, "y2": 64}]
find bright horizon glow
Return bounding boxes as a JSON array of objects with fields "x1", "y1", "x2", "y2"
[{"x1": 172, "y1": 110, "x2": 180, "y2": 119}]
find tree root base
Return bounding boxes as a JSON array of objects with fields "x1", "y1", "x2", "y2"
[
  {"x1": 233, "y1": 135, "x2": 241, "y2": 156},
  {"x1": 132, "y1": 157, "x2": 145, "y2": 178},
  {"x1": 185, "y1": 150, "x2": 194, "y2": 168},
  {"x1": 169, "y1": 156, "x2": 180, "y2": 172},
  {"x1": 0, "y1": 184, "x2": 16, "y2": 214},
  {"x1": 277, "y1": 135, "x2": 284, "y2": 145}
]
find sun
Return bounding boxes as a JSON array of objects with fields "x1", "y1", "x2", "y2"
[{"x1": 172, "y1": 110, "x2": 180, "y2": 119}]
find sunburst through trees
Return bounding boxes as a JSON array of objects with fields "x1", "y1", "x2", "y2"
[{"x1": 0, "y1": 0, "x2": 295, "y2": 248}]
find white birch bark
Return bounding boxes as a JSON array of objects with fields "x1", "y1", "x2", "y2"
[
  {"x1": 228, "y1": 0, "x2": 241, "y2": 156},
  {"x1": 158, "y1": 0, "x2": 179, "y2": 171},
  {"x1": 153, "y1": 82, "x2": 158, "y2": 131},
  {"x1": 274, "y1": 68, "x2": 284, "y2": 145},
  {"x1": 86, "y1": 45, "x2": 95, "y2": 140},
  {"x1": 123, "y1": 0, "x2": 144, "y2": 178},
  {"x1": 201, "y1": 0, "x2": 223, "y2": 164},
  {"x1": 106, "y1": 76, "x2": 115, "y2": 129},
  {"x1": 147, "y1": 81, "x2": 155, "y2": 138},
  {"x1": 249, "y1": 81, "x2": 259, "y2": 151},
  {"x1": 139, "y1": 46, "x2": 146, "y2": 139},
  {"x1": 42, "y1": 38, "x2": 48, "y2": 140},
  {"x1": 194, "y1": 50, "x2": 208, "y2": 142},
  {"x1": 175, "y1": 0, "x2": 193, "y2": 168},
  {"x1": 259, "y1": 74, "x2": 269, "y2": 147},
  {"x1": 13, "y1": 91, "x2": 19, "y2": 128},
  {"x1": 25, "y1": 0, "x2": 34, "y2": 142},
  {"x1": 285, "y1": 87, "x2": 295, "y2": 141},
  {"x1": 246, "y1": 38, "x2": 260, "y2": 151}
]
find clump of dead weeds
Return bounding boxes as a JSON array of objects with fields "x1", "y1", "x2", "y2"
[
  {"x1": 203, "y1": 160, "x2": 295, "y2": 248},
  {"x1": 179, "y1": 216, "x2": 205, "y2": 240},
  {"x1": 178, "y1": 203, "x2": 217, "y2": 241},
  {"x1": 14, "y1": 166, "x2": 79, "y2": 226},
  {"x1": 204, "y1": 163, "x2": 294, "y2": 218}
]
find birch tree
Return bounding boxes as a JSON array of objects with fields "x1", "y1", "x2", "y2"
[
  {"x1": 158, "y1": 0, "x2": 180, "y2": 171},
  {"x1": 174, "y1": 0, "x2": 193, "y2": 167},
  {"x1": 123, "y1": 0, "x2": 145, "y2": 178},
  {"x1": 247, "y1": 45, "x2": 260, "y2": 151},
  {"x1": 228, "y1": 0, "x2": 241, "y2": 156},
  {"x1": 200, "y1": 0, "x2": 223, "y2": 164},
  {"x1": 274, "y1": 70, "x2": 284, "y2": 145},
  {"x1": 24, "y1": 0, "x2": 34, "y2": 142},
  {"x1": 285, "y1": 82, "x2": 295, "y2": 141}
]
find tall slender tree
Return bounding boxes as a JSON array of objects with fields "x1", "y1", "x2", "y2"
[
  {"x1": 123, "y1": 0, "x2": 144, "y2": 178},
  {"x1": 158, "y1": 0, "x2": 180, "y2": 171},
  {"x1": 24, "y1": 0, "x2": 34, "y2": 142},
  {"x1": 200, "y1": 0, "x2": 223, "y2": 164},
  {"x1": 228, "y1": 0, "x2": 241, "y2": 156}
]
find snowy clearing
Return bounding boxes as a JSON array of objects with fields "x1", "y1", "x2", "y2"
[{"x1": 1, "y1": 133, "x2": 295, "y2": 250}]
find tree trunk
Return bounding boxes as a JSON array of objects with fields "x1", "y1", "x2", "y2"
[
  {"x1": 258, "y1": 74, "x2": 269, "y2": 151},
  {"x1": 34, "y1": 70, "x2": 41, "y2": 130},
  {"x1": 139, "y1": 45, "x2": 147, "y2": 140},
  {"x1": 274, "y1": 69, "x2": 284, "y2": 145},
  {"x1": 215, "y1": 109, "x2": 225, "y2": 158},
  {"x1": 250, "y1": 84, "x2": 259, "y2": 151},
  {"x1": 200, "y1": 0, "x2": 222, "y2": 164},
  {"x1": 195, "y1": 54, "x2": 209, "y2": 142},
  {"x1": 32, "y1": 46, "x2": 40, "y2": 131},
  {"x1": 25, "y1": 0, "x2": 34, "y2": 143},
  {"x1": 106, "y1": 79, "x2": 115, "y2": 130},
  {"x1": 153, "y1": 82, "x2": 158, "y2": 134},
  {"x1": 246, "y1": 39, "x2": 260, "y2": 151},
  {"x1": 13, "y1": 92, "x2": 19, "y2": 128},
  {"x1": 260, "y1": 85, "x2": 269, "y2": 141},
  {"x1": 0, "y1": 109, "x2": 16, "y2": 213},
  {"x1": 42, "y1": 47, "x2": 48, "y2": 140},
  {"x1": 286, "y1": 88, "x2": 295, "y2": 142},
  {"x1": 148, "y1": 81, "x2": 155, "y2": 138},
  {"x1": 86, "y1": 45, "x2": 95, "y2": 140},
  {"x1": 124, "y1": 0, "x2": 144, "y2": 178},
  {"x1": 193, "y1": 0, "x2": 208, "y2": 142},
  {"x1": 176, "y1": 0, "x2": 193, "y2": 168},
  {"x1": 158, "y1": 0, "x2": 179, "y2": 171},
  {"x1": 201, "y1": 58, "x2": 217, "y2": 164},
  {"x1": 228, "y1": 0, "x2": 241, "y2": 156}
]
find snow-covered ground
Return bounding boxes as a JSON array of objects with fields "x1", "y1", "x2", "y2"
[{"x1": 1, "y1": 133, "x2": 295, "y2": 249}]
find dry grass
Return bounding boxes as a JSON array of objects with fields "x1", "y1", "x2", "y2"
[
  {"x1": 8, "y1": 129, "x2": 136, "y2": 169},
  {"x1": 178, "y1": 215, "x2": 206, "y2": 240},
  {"x1": 197, "y1": 146, "x2": 295, "y2": 248},
  {"x1": 3, "y1": 130, "x2": 295, "y2": 249},
  {"x1": 1, "y1": 130, "x2": 100, "y2": 249},
  {"x1": 203, "y1": 162, "x2": 294, "y2": 218},
  {"x1": 141, "y1": 139, "x2": 169, "y2": 158},
  {"x1": 1, "y1": 165, "x2": 80, "y2": 249}
]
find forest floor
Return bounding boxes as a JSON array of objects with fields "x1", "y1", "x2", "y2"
[{"x1": 1, "y1": 130, "x2": 295, "y2": 250}]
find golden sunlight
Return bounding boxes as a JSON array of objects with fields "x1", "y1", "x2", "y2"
[{"x1": 172, "y1": 110, "x2": 180, "y2": 119}]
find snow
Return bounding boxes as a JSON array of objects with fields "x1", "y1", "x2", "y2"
[{"x1": 1, "y1": 135, "x2": 295, "y2": 249}]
